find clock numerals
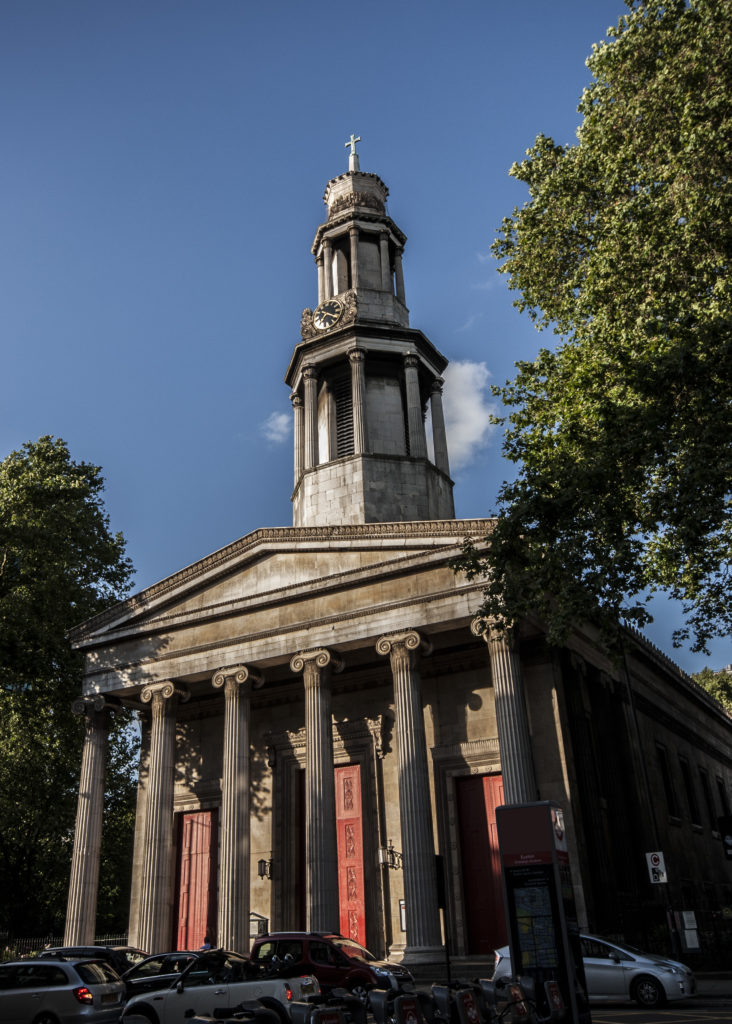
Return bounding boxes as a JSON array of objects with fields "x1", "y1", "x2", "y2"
[{"x1": 313, "y1": 299, "x2": 343, "y2": 330}]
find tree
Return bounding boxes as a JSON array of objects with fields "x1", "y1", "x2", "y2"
[
  {"x1": 693, "y1": 667, "x2": 732, "y2": 715},
  {"x1": 458, "y1": 0, "x2": 731, "y2": 652},
  {"x1": 0, "y1": 436, "x2": 136, "y2": 937}
]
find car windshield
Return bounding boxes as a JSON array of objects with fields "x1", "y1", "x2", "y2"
[{"x1": 330, "y1": 939, "x2": 377, "y2": 963}]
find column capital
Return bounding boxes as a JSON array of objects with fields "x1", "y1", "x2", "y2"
[
  {"x1": 71, "y1": 694, "x2": 112, "y2": 716},
  {"x1": 290, "y1": 648, "x2": 344, "y2": 675},
  {"x1": 376, "y1": 629, "x2": 432, "y2": 659},
  {"x1": 348, "y1": 347, "x2": 365, "y2": 364},
  {"x1": 303, "y1": 364, "x2": 318, "y2": 381},
  {"x1": 291, "y1": 391, "x2": 303, "y2": 408},
  {"x1": 140, "y1": 681, "x2": 190, "y2": 705},
  {"x1": 212, "y1": 664, "x2": 263, "y2": 694},
  {"x1": 403, "y1": 352, "x2": 419, "y2": 370},
  {"x1": 430, "y1": 376, "x2": 445, "y2": 395},
  {"x1": 471, "y1": 616, "x2": 516, "y2": 648}
]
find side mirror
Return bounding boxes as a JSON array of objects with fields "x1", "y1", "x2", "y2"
[{"x1": 176, "y1": 979, "x2": 185, "y2": 993}]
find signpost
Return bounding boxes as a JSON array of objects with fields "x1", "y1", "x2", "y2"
[
  {"x1": 497, "y1": 802, "x2": 591, "y2": 1024},
  {"x1": 645, "y1": 851, "x2": 667, "y2": 884}
]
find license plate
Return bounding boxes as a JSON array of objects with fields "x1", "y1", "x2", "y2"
[
  {"x1": 301, "y1": 981, "x2": 315, "y2": 993},
  {"x1": 102, "y1": 993, "x2": 120, "y2": 1004}
]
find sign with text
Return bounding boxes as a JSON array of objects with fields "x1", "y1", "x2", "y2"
[
  {"x1": 646, "y1": 851, "x2": 667, "y2": 883},
  {"x1": 497, "y1": 802, "x2": 591, "y2": 1024}
]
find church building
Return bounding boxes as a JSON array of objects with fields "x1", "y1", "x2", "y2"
[{"x1": 65, "y1": 142, "x2": 732, "y2": 970}]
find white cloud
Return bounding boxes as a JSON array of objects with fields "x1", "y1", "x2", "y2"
[
  {"x1": 261, "y1": 411, "x2": 291, "y2": 443},
  {"x1": 441, "y1": 360, "x2": 497, "y2": 470},
  {"x1": 476, "y1": 251, "x2": 492, "y2": 264}
]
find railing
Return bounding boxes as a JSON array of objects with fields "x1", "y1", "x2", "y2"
[{"x1": 0, "y1": 934, "x2": 129, "y2": 961}]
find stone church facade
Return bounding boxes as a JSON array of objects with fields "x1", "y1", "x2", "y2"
[{"x1": 65, "y1": 145, "x2": 732, "y2": 968}]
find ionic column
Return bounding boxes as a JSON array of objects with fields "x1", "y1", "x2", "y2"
[
  {"x1": 404, "y1": 354, "x2": 428, "y2": 459},
  {"x1": 290, "y1": 648, "x2": 343, "y2": 932},
  {"x1": 349, "y1": 348, "x2": 367, "y2": 454},
  {"x1": 291, "y1": 392, "x2": 304, "y2": 484},
  {"x1": 376, "y1": 631, "x2": 442, "y2": 961},
  {"x1": 472, "y1": 619, "x2": 537, "y2": 803},
  {"x1": 303, "y1": 366, "x2": 319, "y2": 470},
  {"x1": 64, "y1": 696, "x2": 110, "y2": 944},
  {"x1": 137, "y1": 681, "x2": 188, "y2": 954},
  {"x1": 323, "y1": 240, "x2": 333, "y2": 299},
  {"x1": 212, "y1": 665, "x2": 262, "y2": 952},
  {"x1": 349, "y1": 227, "x2": 359, "y2": 291},
  {"x1": 429, "y1": 378, "x2": 450, "y2": 476},
  {"x1": 394, "y1": 247, "x2": 406, "y2": 304},
  {"x1": 379, "y1": 232, "x2": 392, "y2": 292},
  {"x1": 316, "y1": 254, "x2": 325, "y2": 304}
]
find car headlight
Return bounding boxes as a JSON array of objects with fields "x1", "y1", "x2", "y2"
[{"x1": 661, "y1": 967, "x2": 679, "y2": 974}]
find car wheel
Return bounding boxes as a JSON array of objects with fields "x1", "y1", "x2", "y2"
[
  {"x1": 348, "y1": 981, "x2": 373, "y2": 1004},
  {"x1": 632, "y1": 975, "x2": 666, "y2": 1008},
  {"x1": 33, "y1": 1014, "x2": 59, "y2": 1024},
  {"x1": 123, "y1": 1010, "x2": 157, "y2": 1024}
]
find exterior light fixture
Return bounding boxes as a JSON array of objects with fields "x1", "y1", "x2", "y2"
[
  {"x1": 378, "y1": 839, "x2": 403, "y2": 870},
  {"x1": 258, "y1": 856, "x2": 273, "y2": 880}
]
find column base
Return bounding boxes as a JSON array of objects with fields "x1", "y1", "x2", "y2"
[{"x1": 401, "y1": 945, "x2": 446, "y2": 966}]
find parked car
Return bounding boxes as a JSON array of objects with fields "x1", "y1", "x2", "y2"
[
  {"x1": 122, "y1": 948, "x2": 319, "y2": 1024},
  {"x1": 0, "y1": 956, "x2": 126, "y2": 1024},
  {"x1": 122, "y1": 952, "x2": 200, "y2": 997},
  {"x1": 38, "y1": 945, "x2": 149, "y2": 976},
  {"x1": 492, "y1": 933, "x2": 696, "y2": 1008},
  {"x1": 250, "y1": 932, "x2": 413, "y2": 998}
]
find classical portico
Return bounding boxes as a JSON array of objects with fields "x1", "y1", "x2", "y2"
[{"x1": 64, "y1": 142, "x2": 555, "y2": 964}]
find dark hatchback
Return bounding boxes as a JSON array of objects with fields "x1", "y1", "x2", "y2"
[{"x1": 250, "y1": 932, "x2": 413, "y2": 997}]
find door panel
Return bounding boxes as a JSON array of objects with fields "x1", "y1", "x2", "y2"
[
  {"x1": 456, "y1": 773, "x2": 507, "y2": 954},
  {"x1": 335, "y1": 764, "x2": 366, "y2": 944},
  {"x1": 175, "y1": 810, "x2": 217, "y2": 950}
]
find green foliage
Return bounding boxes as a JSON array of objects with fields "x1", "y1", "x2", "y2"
[
  {"x1": 693, "y1": 667, "x2": 732, "y2": 714},
  {"x1": 0, "y1": 437, "x2": 136, "y2": 936},
  {"x1": 458, "y1": 0, "x2": 731, "y2": 652}
]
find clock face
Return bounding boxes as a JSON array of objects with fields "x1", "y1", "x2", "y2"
[{"x1": 313, "y1": 298, "x2": 343, "y2": 330}]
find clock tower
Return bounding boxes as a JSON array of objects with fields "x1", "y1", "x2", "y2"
[{"x1": 286, "y1": 138, "x2": 455, "y2": 526}]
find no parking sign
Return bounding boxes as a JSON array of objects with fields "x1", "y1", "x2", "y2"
[{"x1": 646, "y1": 850, "x2": 668, "y2": 883}]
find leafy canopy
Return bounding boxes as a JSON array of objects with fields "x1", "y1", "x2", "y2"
[
  {"x1": 458, "y1": 0, "x2": 731, "y2": 652},
  {"x1": 0, "y1": 436, "x2": 136, "y2": 936},
  {"x1": 693, "y1": 667, "x2": 732, "y2": 715}
]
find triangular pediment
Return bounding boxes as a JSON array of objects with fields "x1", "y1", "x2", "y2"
[{"x1": 70, "y1": 519, "x2": 494, "y2": 649}]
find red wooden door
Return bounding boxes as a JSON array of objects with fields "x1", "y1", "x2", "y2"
[
  {"x1": 456, "y1": 773, "x2": 507, "y2": 954},
  {"x1": 175, "y1": 809, "x2": 217, "y2": 950},
  {"x1": 335, "y1": 765, "x2": 366, "y2": 944}
]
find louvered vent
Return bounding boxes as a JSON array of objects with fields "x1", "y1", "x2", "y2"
[{"x1": 334, "y1": 375, "x2": 354, "y2": 457}]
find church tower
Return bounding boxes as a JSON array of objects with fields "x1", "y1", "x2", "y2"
[{"x1": 286, "y1": 137, "x2": 455, "y2": 527}]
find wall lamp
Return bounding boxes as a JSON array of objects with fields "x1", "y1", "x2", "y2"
[
  {"x1": 258, "y1": 856, "x2": 273, "y2": 881},
  {"x1": 378, "y1": 839, "x2": 403, "y2": 870}
]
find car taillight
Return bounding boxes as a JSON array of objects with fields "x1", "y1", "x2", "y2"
[
  {"x1": 73, "y1": 986, "x2": 94, "y2": 1004},
  {"x1": 285, "y1": 983, "x2": 293, "y2": 1001}
]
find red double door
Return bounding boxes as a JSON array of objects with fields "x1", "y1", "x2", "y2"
[
  {"x1": 175, "y1": 809, "x2": 218, "y2": 951},
  {"x1": 455, "y1": 772, "x2": 507, "y2": 954}
]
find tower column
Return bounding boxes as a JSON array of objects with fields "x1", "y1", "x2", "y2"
[
  {"x1": 303, "y1": 366, "x2": 319, "y2": 470},
  {"x1": 291, "y1": 392, "x2": 304, "y2": 483},
  {"x1": 137, "y1": 681, "x2": 188, "y2": 954},
  {"x1": 349, "y1": 348, "x2": 367, "y2": 454},
  {"x1": 316, "y1": 255, "x2": 325, "y2": 304},
  {"x1": 379, "y1": 231, "x2": 391, "y2": 292},
  {"x1": 394, "y1": 247, "x2": 406, "y2": 304},
  {"x1": 323, "y1": 240, "x2": 333, "y2": 299},
  {"x1": 404, "y1": 354, "x2": 428, "y2": 459},
  {"x1": 212, "y1": 665, "x2": 261, "y2": 952},
  {"x1": 376, "y1": 631, "x2": 442, "y2": 962},
  {"x1": 430, "y1": 378, "x2": 450, "y2": 476},
  {"x1": 472, "y1": 619, "x2": 537, "y2": 803},
  {"x1": 290, "y1": 648, "x2": 343, "y2": 933},
  {"x1": 349, "y1": 227, "x2": 359, "y2": 291},
  {"x1": 64, "y1": 697, "x2": 110, "y2": 944}
]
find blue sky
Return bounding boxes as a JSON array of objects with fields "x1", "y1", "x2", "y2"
[{"x1": 2, "y1": 0, "x2": 728, "y2": 674}]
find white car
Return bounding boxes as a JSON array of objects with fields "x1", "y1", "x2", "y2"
[
  {"x1": 123, "y1": 948, "x2": 319, "y2": 1024},
  {"x1": 493, "y1": 933, "x2": 696, "y2": 1008}
]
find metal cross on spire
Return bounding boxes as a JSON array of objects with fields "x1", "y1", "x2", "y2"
[{"x1": 345, "y1": 133, "x2": 361, "y2": 171}]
